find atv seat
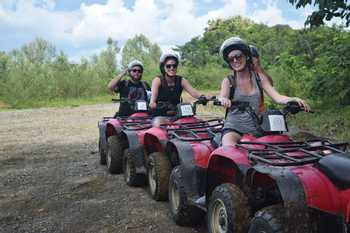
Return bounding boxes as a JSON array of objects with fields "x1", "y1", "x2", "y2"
[{"x1": 317, "y1": 152, "x2": 350, "y2": 190}]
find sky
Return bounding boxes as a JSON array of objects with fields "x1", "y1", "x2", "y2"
[{"x1": 0, "y1": 0, "x2": 322, "y2": 61}]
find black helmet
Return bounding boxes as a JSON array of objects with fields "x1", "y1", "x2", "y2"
[
  {"x1": 249, "y1": 45, "x2": 259, "y2": 58},
  {"x1": 219, "y1": 37, "x2": 251, "y2": 64},
  {"x1": 159, "y1": 53, "x2": 179, "y2": 75}
]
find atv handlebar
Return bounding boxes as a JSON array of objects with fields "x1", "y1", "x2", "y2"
[
  {"x1": 283, "y1": 101, "x2": 314, "y2": 116},
  {"x1": 213, "y1": 99, "x2": 251, "y2": 111}
]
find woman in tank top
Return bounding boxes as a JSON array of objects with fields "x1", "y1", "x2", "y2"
[
  {"x1": 149, "y1": 53, "x2": 204, "y2": 112},
  {"x1": 218, "y1": 37, "x2": 311, "y2": 146}
]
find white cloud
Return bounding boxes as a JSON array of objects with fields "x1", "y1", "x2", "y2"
[
  {"x1": 249, "y1": 1, "x2": 304, "y2": 28},
  {"x1": 1, "y1": 0, "x2": 328, "y2": 59},
  {"x1": 33, "y1": 0, "x2": 56, "y2": 10}
]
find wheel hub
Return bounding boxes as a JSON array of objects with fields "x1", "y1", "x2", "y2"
[
  {"x1": 125, "y1": 158, "x2": 130, "y2": 182},
  {"x1": 211, "y1": 199, "x2": 228, "y2": 233},
  {"x1": 148, "y1": 163, "x2": 156, "y2": 194},
  {"x1": 107, "y1": 150, "x2": 111, "y2": 168},
  {"x1": 170, "y1": 181, "x2": 180, "y2": 213}
]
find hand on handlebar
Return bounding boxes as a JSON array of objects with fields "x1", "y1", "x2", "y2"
[
  {"x1": 218, "y1": 97, "x2": 231, "y2": 108},
  {"x1": 289, "y1": 97, "x2": 311, "y2": 112},
  {"x1": 149, "y1": 102, "x2": 157, "y2": 109},
  {"x1": 196, "y1": 95, "x2": 210, "y2": 105}
]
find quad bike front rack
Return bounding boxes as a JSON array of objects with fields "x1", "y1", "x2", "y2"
[
  {"x1": 122, "y1": 122, "x2": 152, "y2": 131},
  {"x1": 236, "y1": 139, "x2": 348, "y2": 166},
  {"x1": 167, "y1": 119, "x2": 224, "y2": 142}
]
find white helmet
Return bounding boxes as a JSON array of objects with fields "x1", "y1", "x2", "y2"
[
  {"x1": 219, "y1": 37, "x2": 251, "y2": 63},
  {"x1": 127, "y1": 60, "x2": 144, "y2": 71},
  {"x1": 159, "y1": 53, "x2": 179, "y2": 74}
]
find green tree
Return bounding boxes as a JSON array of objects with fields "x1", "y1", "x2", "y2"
[
  {"x1": 288, "y1": 0, "x2": 350, "y2": 26},
  {"x1": 94, "y1": 37, "x2": 120, "y2": 80},
  {"x1": 121, "y1": 34, "x2": 161, "y2": 81}
]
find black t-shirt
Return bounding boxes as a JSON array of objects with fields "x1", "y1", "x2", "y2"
[{"x1": 114, "y1": 80, "x2": 150, "y2": 116}]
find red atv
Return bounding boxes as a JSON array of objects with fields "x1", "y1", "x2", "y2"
[
  {"x1": 167, "y1": 101, "x2": 349, "y2": 233},
  {"x1": 98, "y1": 98, "x2": 151, "y2": 174},
  {"x1": 140, "y1": 97, "x2": 223, "y2": 200}
]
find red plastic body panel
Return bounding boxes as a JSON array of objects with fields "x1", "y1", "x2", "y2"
[
  {"x1": 129, "y1": 112, "x2": 149, "y2": 118},
  {"x1": 208, "y1": 146, "x2": 250, "y2": 168},
  {"x1": 173, "y1": 117, "x2": 200, "y2": 124},
  {"x1": 190, "y1": 141, "x2": 216, "y2": 168},
  {"x1": 106, "y1": 118, "x2": 122, "y2": 136},
  {"x1": 137, "y1": 130, "x2": 149, "y2": 145},
  {"x1": 143, "y1": 116, "x2": 200, "y2": 148},
  {"x1": 205, "y1": 134, "x2": 292, "y2": 168},
  {"x1": 144, "y1": 127, "x2": 168, "y2": 141},
  {"x1": 291, "y1": 166, "x2": 350, "y2": 222}
]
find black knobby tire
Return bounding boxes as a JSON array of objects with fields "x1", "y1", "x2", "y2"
[
  {"x1": 249, "y1": 205, "x2": 316, "y2": 233},
  {"x1": 169, "y1": 166, "x2": 205, "y2": 226},
  {"x1": 106, "y1": 135, "x2": 124, "y2": 174},
  {"x1": 147, "y1": 152, "x2": 171, "y2": 201},
  {"x1": 207, "y1": 183, "x2": 250, "y2": 233},
  {"x1": 123, "y1": 149, "x2": 146, "y2": 186},
  {"x1": 99, "y1": 137, "x2": 107, "y2": 165},
  {"x1": 248, "y1": 205, "x2": 284, "y2": 233}
]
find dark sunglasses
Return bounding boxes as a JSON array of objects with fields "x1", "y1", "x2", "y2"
[
  {"x1": 228, "y1": 53, "x2": 244, "y2": 62},
  {"x1": 131, "y1": 69, "x2": 142, "y2": 73},
  {"x1": 165, "y1": 64, "x2": 178, "y2": 69}
]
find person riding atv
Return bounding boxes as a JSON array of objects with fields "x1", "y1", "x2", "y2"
[
  {"x1": 107, "y1": 60, "x2": 150, "y2": 116},
  {"x1": 218, "y1": 37, "x2": 310, "y2": 146},
  {"x1": 149, "y1": 52, "x2": 209, "y2": 126}
]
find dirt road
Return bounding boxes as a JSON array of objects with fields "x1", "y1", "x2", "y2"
[{"x1": 0, "y1": 104, "x2": 206, "y2": 233}]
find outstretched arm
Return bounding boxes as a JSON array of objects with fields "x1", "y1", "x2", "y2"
[
  {"x1": 260, "y1": 74, "x2": 311, "y2": 111},
  {"x1": 182, "y1": 78, "x2": 201, "y2": 99}
]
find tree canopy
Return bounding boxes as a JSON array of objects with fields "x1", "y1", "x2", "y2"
[{"x1": 288, "y1": 0, "x2": 350, "y2": 27}]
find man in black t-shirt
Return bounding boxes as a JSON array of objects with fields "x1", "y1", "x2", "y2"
[{"x1": 107, "y1": 60, "x2": 150, "y2": 116}]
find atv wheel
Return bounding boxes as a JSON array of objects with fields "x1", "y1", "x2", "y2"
[
  {"x1": 248, "y1": 205, "x2": 284, "y2": 233},
  {"x1": 123, "y1": 149, "x2": 146, "y2": 186},
  {"x1": 106, "y1": 135, "x2": 124, "y2": 174},
  {"x1": 207, "y1": 183, "x2": 249, "y2": 233},
  {"x1": 169, "y1": 166, "x2": 204, "y2": 226},
  {"x1": 147, "y1": 152, "x2": 171, "y2": 201},
  {"x1": 99, "y1": 137, "x2": 107, "y2": 165},
  {"x1": 249, "y1": 205, "x2": 315, "y2": 233}
]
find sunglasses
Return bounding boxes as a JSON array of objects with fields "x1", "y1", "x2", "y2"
[
  {"x1": 165, "y1": 64, "x2": 178, "y2": 69},
  {"x1": 228, "y1": 53, "x2": 244, "y2": 62},
  {"x1": 131, "y1": 69, "x2": 142, "y2": 73}
]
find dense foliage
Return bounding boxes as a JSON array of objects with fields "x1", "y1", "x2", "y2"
[
  {"x1": 177, "y1": 16, "x2": 350, "y2": 106},
  {"x1": 0, "y1": 16, "x2": 349, "y2": 109},
  {"x1": 288, "y1": 0, "x2": 350, "y2": 27}
]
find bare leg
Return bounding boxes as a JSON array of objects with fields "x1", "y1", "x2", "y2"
[
  {"x1": 152, "y1": 116, "x2": 170, "y2": 128},
  {"x1": 222, "y1": 131, "x2": 241, "y2": 146}
]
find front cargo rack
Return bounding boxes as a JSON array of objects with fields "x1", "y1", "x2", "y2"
[
  {"x1": 236, "y1": 139, "x2": 348, "y2": 166},
  {"x1": 167, "y1": 119, "x2": 223, "y2": 142}
]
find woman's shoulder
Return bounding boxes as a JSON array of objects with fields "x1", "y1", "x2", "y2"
[{"x1": 152, "y1": 76, "x2": 162, "y2": 82}]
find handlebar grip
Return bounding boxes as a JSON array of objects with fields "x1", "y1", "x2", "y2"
[{"x1": 213, "y1": 99, "x2": 222, "y2": 106}]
